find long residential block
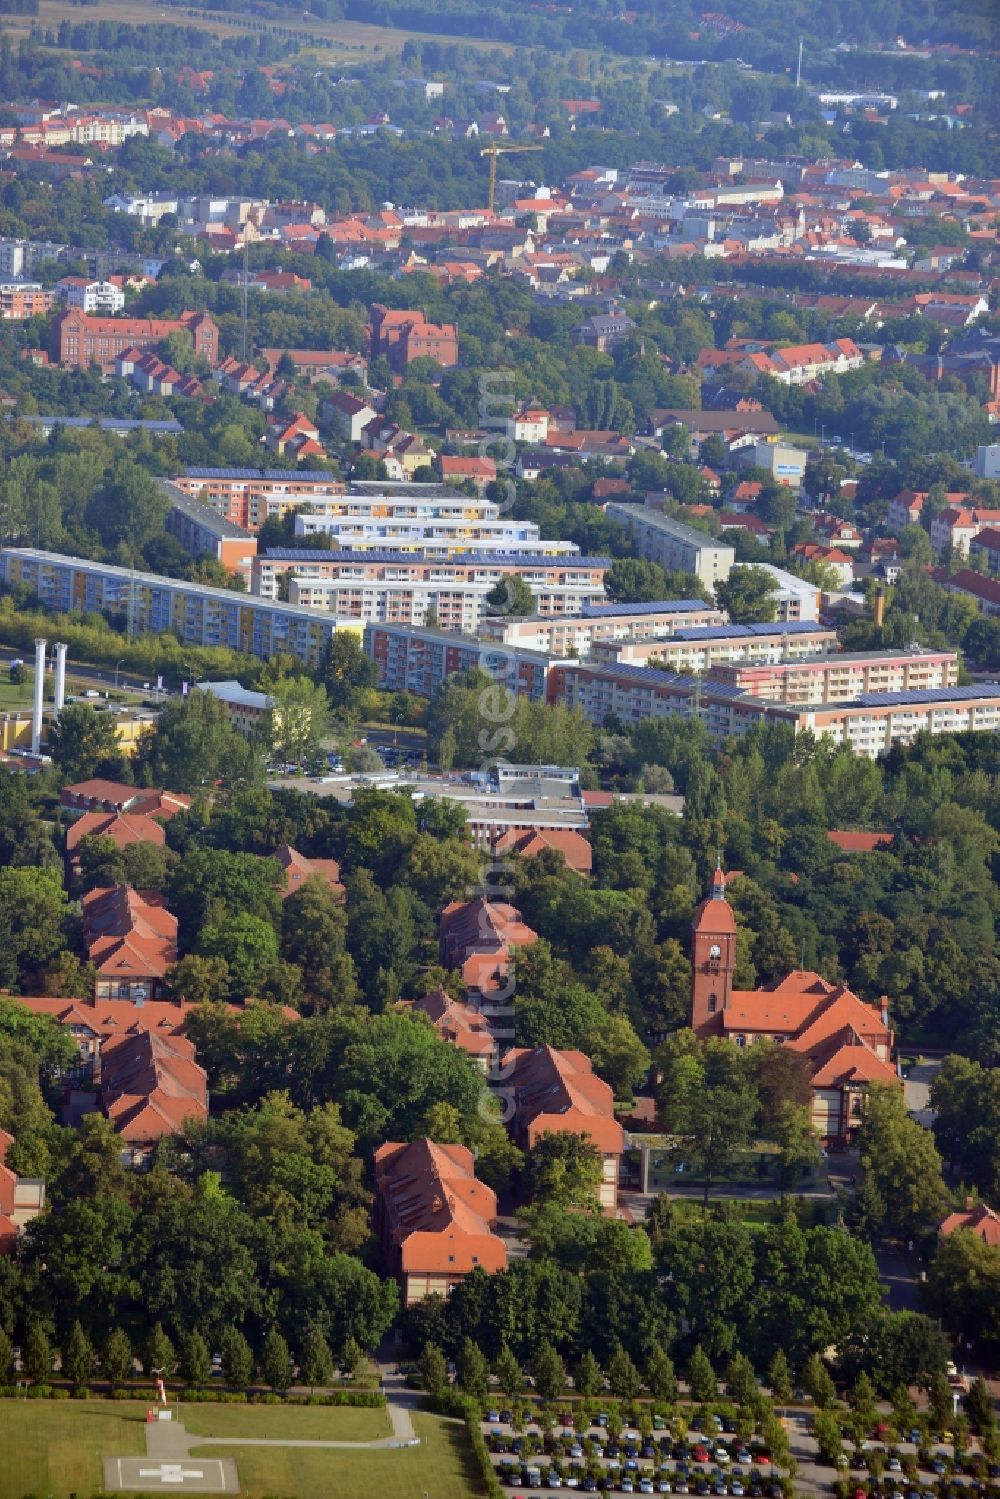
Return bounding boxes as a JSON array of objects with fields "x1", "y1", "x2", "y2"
[
  {"x1": 707, "y1": 648, "x2": 959, "y2": 705},
  {"x1": 0, "y1": 548, "x2": 357, "y2": 666},
  {"x1": 366, "y1": 623, "x2": 553, "y2": 700},
  {"x1": 162, "y1": 483, "x2": 258, "y2": 582},
  {"x1": 466, "y1": 599, "x2": 728, "y2": 654},
  {"x1": 604, "y1": 503, "x2": 735, "y2": 587},
  {"x1": 591, "y1": 620, "x2": 840, "y2": 670},
  {"x1": 256, "y1": 549, "x2": 609, "y2": 631},
  {"x1": 171, "y1": 467, "x2": 346, "y2": 530},
  {"x1": 547, "y1": 662, "x2": 1000, "y2": 757}
]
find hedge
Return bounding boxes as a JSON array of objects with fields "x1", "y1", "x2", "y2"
[
  {"x1": 0, "y1": 1384, "x2": 384, "y2": 1407},
  {"x1": 425, "y1": 1390, "x2": 504, "y2": 1499}
]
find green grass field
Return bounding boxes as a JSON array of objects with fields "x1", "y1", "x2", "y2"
[
  {"x1": 0, "y1": 1398, "x2": 148, "y2": 1497},
  {"x1": 188, "y1": 1412, "x2": 485, "y2": 1499},
  {"x1": 180, "y1": 1400, "x2": 390, "y2": 1441}
]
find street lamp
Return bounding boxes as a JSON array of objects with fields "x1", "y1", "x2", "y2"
[
  {"x1": 820, "y1": 424, "x2": 826, "y2": 448},
  {"x1": 114, "y1": 658, "x2": 124, "y2": 691}
]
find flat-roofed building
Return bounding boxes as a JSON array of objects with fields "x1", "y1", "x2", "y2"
[
  {"x1": 708, "y1": 648, "x2": 959, "y2": 705},
  {"x1": 591, "y1": 620, "x2": 840, "y2": 670},
  {"x1": 604, "y1": 503, "x2": 735, "y2": 588},
  {"x1": 170, "y1": 467, "x2": 346, "y2": 531},
  {"x1": 365, "y1": 623, "x2": 554, "y2": 700},
  {"x1": 0, "y1": 548, "x2": 359, "y2": 667},
  {"x1": 548, "y1": 662, "x2": 1000, "y2": 757},
  {"x1": 478, "y1": 599, "x2": 727, "y2": 654},
  {"x1": 163, "y1": 483, "x2": 257, "y2": 583},
  {"x1": 733, "y1": 562, "x2": 821, "y2": 622},
  {"x1": 256, "y1": 549, "x2": 608, "y2": 631}
]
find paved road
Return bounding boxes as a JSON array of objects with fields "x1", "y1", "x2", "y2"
[{"x1": 904, "y1": 1058, "x2": 942, "y2": 1128}]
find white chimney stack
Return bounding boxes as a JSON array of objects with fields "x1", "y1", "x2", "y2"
[
  {"x1": 31, "y1": 638, "x2": 46, "y2": 756},
  {"x1": 53, "y1": 642, "x2": 68, "y2": 716}
]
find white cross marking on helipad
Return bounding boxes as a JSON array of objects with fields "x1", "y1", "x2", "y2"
[{"x1": 138, "y1": 1466, "x2": 205, "y2": 1484}]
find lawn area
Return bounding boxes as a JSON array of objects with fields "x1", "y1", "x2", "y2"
[
  {"x1": 180, "y1": 1401, "x2": 390, "y2": 1441},
  {"x1": 0, "y1": 1398, "x2": 148, "y2": 1498},
  {"x1": 0, "y1": 675, "x2": 33, "y2": 711},
  {"x1": 189, "y1": 1411, "x2": 485, "y2": 1499}
]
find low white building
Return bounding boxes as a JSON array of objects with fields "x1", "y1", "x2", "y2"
[{"x1": 732, "y1": 563, "x2": 820, "y2": 623}]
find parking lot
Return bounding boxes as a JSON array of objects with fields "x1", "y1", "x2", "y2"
[
  {"x1": 481, "y1": 1412, "x2": 785, "y2": 1496},
  {"x1": 479, "y1": 1411, "x2": 1000, "y2": 1499}
]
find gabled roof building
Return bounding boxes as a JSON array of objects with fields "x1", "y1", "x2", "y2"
[
  {"x1": 373, "y1": 1137, "x2": 507, "y2": 1304},
  {"x1": 690, "y1": 867, "x2": 897, "y2": 1144}
]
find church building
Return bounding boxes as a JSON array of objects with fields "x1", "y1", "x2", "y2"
[{"x1": 690, "y1": 867, "x2": 898, "y2": 1146}]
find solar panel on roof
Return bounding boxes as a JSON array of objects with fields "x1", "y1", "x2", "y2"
[
  {"x1": 261, "y1": 548, "x2": 611, "y2": 566},
  {"x1": 582, "y1": 599, "x2": 710, "y2": 617},
  {"x1": 850, "y1": 685, "x2": 1000, "y2": 708}
]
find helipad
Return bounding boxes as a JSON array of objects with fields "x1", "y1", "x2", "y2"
[{"x1": 102, "y1": 1455, "x2": 239, "y2": 1493}]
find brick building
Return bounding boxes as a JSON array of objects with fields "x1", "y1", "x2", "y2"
[
  {"x1": 53, "y1": 307, "x2": 219, "y2": 371},
  {"x1": 369, "y1": 303, "x2": 458, "y2": 370},
  {"x1": 690, "y1": 867, "x2": 897, "y2": 1145},
  {"x1": 502, "y1": 1046, "x2": 623, "y2": 1211}
]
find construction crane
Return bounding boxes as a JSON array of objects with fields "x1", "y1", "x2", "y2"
[{"x1": 480, "y1": 142, "x2": 544, "y2": 215}]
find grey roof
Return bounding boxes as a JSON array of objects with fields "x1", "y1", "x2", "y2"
[
  {"x1": 161, "y1": 481, "x2": 254, "y2": 539},
  {"x1": 17, "y1": 415, "x2": 183, "y2": 433},
  {"x1": 582, "y1": 599, "x2": 716, "y2": 618},
  {"x1": 850, "y1": 686, "x2": 1000, "y2": 708},
  {"x1": 262, "y1": 548, "x2": 610, "y2": 567}
]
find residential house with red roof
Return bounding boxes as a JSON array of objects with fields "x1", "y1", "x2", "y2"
[
  {"x1": 439, "y1": 896, "x2": 538, "y2": 1000},
  {"x1": 931, "y1": 504, "x2": 1000, "y2": 558},
  {"x1": 82, "y1": 885, "x2": 178, "y2": 1002},
  {"x1": 491, "y1": 825, "x2": 593, "y2": 875},
  {"x1": 690, "y1": 868, "x2": 897, "y2": 1145},
  {"x1": 404, "y1": 987, "x2": 495, "y2": 1071},
  {"x1": 100, "y1": 1029, "x2": 208, "y2": 1166},
  {"x1": 939, "y1": 1200, "x2": 1000, "y2": 1248},
  {"x1": 61, "y1": 779, "x2": 191, "y2": 819},
  {"x1": 65, "y1": 809, "x2": 166, "y2": 879},
  {"x1": 501, "y1": 1045, "x2": 623, "y2": 1210},
  {"x1": 0, "y1": 1128, "x2": 45, "y2": 1254},
  {"x1": 274, "y1": 844, "x2": 345, "y2": 902},
  {"x1": 373, "y1": 1137, "x2": 507, "y2": 1304},
  {"x1": 827, "y1": 830, "x2": 893, "y2": 853},
  {"x1": 438, "y1": 454, "x2": 496, "y2": 490}
]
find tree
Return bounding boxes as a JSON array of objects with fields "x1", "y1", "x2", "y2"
[
  {"x1": 524, "y1": 1131, "x2": 604, "y2": 1209},
  {"x1": 102, "y1": 1328, "x2": 133, "y2": 1390},
  {"x1": 494, "y1": 1345, "x2": 522, "y2": 1404},
  {"x1": 925, "y1": 1230, "x2": 1000, "y2": 1355},
  {"x1": 813, "y1": 1408, "x2": 844, "y2": 1467},
  {"x1": 419, "y1": 1343, "x2": 448, "y2": 1397},
  {"x1": 197, "y1": 912, "x2": 280, "y2": 1000},
  {"x1": 767, "y1": 1349, "x2": 793, "y2": 1404},
  {"x1": 457, "y1": 1336, "x2": 489, "y2": 1402},
  {"x1": 483, "y1": 574, "x2": 534, "y2": 616},
  {"x1": 856, "y1": 1084, "x2": 949, "y2": 1238},
  {"x1": 773, "y1": 1102, "x2": 822, "y2": 1198},
  {"x1": 22, "y1": 1323, "x2": 53, "y2": 1386},
  {"x1": 803, "y1": 1352, "x2": 836, "y2": 1409},
  {"x1": 645, "y1": 1347, "x2": 677, "y2": 1402},
  {"x1": 687, "y1": 1345, "x2": 717, "y2": 1402},
  {"x1": 340, "y1": 1336, "x2": 365, "y2": 1377},
  {"x1": 141, "y1": 690, "x2": 262, "y2": 793},
  {"x1": 299, "y1": 1326, "x2": 334, "y2": 1392},
  {"x1": 180, "y1": 1329, "x2": 212, "y2": 1389},
  {"x1": 965, "y1": 1376, "x2": 994, "y2": 1434},
  {"x1": 726, "y1": 1352, "x2": 758, "y2": 1406},
  {"x1": 267, "y1": 676, "x2": 331, "y2": 769},
  {"x1": 261, "y1": 1327, "x2": 293, "y2": 1393},
  {"x1": 144, "y1": 1322, "x2": 176, "y2": 1379},
  {"x1": 320, "y1": 632, "x2": 377, "y2": 712},
  {"x1": 533, "y1": 1341, "x2": 566, "y2": 1402},
  {"x1": 715, "y1": 565, "x2": 780, "y2": 624},
  {"x1": 607, "y1": 1341, "x2": 641, "y2": 1401},
  {"x1": 48, "y1": 703, "x2": 128, "y2": 783},
  {"x1": 574, "y1": 1349, "x2": 603, "y2": 1398},
  {"x1": 63, "y1": 1320, "x2": 95, "y2": 1389},
  {"x1": 0, "y1": 1325, "x2": 12, "y2": 1381},
  {"x1": 219, "y1": 1327, "x2": 253, "y2": 1392},
  {"x1": 928, "y1": 1370, "x2": 953, "y2": 1432},
  {"x1": 0, "y1": 866, "x2": 71, "y2": 990}
]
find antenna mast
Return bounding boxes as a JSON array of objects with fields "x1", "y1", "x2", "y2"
[{"x1": 795, "y1": 37, "x2": 803, "y2": 89}]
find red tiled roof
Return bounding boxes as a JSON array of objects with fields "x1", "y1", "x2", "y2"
[
  {"x1": 939, "y1": 1202, "x2": 1000, "y2": 1247},
  {"x1": 82, "y1": 884, "x2": 177, "y2": 980},
  {"x1": 502, "y1": 1044, "x2": 624, "y2": 1156},
  {"x1": 274, "y1": 844, "x2": 344, "y2": 900},
  {"x1": 827, "y1": 830, "x2": 893, "y2": 852},
  {"x1": 492, "y1": 826, "x2": 593, "y2": 874},
  {"x1": 100, "y1": 1029, "x2": 207, "y2": 1143},
  {"x1": 66, "y1": 811, "x2": 166, "y2": 853},
  {"x1": 406, "y1": 987, "x2": 495, "y2": 1059},
  {"x1": 374, "y1": 1137, "x2": 507, "y2": 1275}
]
